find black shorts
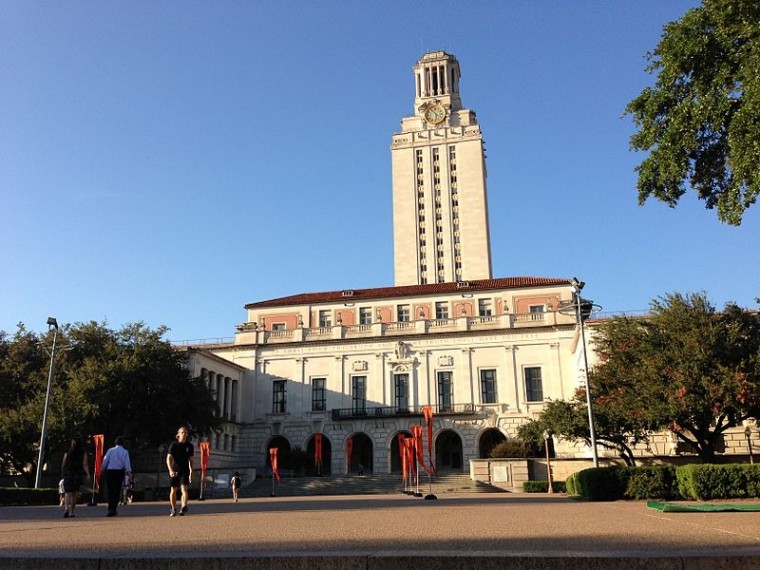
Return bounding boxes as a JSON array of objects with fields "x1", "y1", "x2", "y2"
[{"x1": 170, "y1": 471, "x2": 190, "y2": 487}]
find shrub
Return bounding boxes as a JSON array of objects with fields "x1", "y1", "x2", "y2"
[
  {"x1": 488, "y1": 439, "x2": 533, "y2": 458},
  {"x1": 565, "y1": 473, "x2": 578, "y2": 496},
  {"x1": 624, "y1": 466, "x2": 678, "y2": 500},
  {"x1": 677, "y1": 464, "x2": 760, "y2": 500},
  {"x1": 523, "y1": 480, "x2": 566, "y2": 493},
  {"x1": 574, "y1": 466, "x2": 632, "y2": 501},
  {"x1": 0, "y1": 487, "x2": 59, "y2": 506}
]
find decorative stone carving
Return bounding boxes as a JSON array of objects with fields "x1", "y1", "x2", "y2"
[
  {"x1": 353, "y1": 360, "x2": 368, "y2": 372},
  {"x1": 438, "y1": 355, "x2": 453, "y2": 367}
]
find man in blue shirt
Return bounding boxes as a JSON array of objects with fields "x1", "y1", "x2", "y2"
[{"x1": 101, "y1": 436, "x2": 132, "y2": 517}]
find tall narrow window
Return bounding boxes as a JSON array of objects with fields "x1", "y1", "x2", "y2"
[
  {"x1": 352, "y1": 376, "x2": 367, "y2": 414},
  {"x1": 480, "y1": 369, "x2": 497, "y2": 404},
  {"x1": 311, "y1": 378, "x2": 326, "y2": 411},
  {"x1": 319, "y1": 310, "x2": 332, "y2": 327},
  {"x1": 524, "y1": 367, "x2": 544, "y2": 402},
  {"x1": 272, "y1": 380, "x2": 286, "y2": 414},
  {"x1": 394, "y1": 373, "x2": 409, "y2": 412},
  {"x1": 437, "y1": 371, "x2": 453, "y2": 412}
]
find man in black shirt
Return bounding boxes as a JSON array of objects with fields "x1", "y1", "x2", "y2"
[{"x1": 166, "y1": 426, "x2": 194, "y2": 517}]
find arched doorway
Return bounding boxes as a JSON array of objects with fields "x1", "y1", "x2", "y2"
[
  {"x1": 347, "y1": 433, "x2": 373, "y2": 474},
  {"x1": 435, "y1": 430, "x2": 463, "y2": 471},
  {"x1": 479, "y1": 428, "x2": 506, "y2": 458},
  {"x1": 265, "y1": 435, "x2": 291, "y2": 468},
  {"x1": 390, "y1": 430, "x2": 412, "y2": 473},
  {"x1": 306, "y1": 434, "x2": 332, "y2": 476}
]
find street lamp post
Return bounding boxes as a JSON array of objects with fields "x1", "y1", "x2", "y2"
[
  {"x1": 544, "y1": 430, "x2": 554, "y2": 494},
  {"x1": 571, "y1": 279, "x2": 600, "y2": 469},
  {"x1": 35, "y1": 317, "x2": 59, "y2": 489},
  {"x1": 745, "y1": 426, "x2": 754, "y2": 464}
]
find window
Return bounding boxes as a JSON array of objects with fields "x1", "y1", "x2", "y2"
[
  {"x1": 272, "y1": 380, "x2": 286, "y2": 413},
  {"x1": 394, "y1": 373, "x2": 409, "y2": 412},
  {"x1": 319, "y1": 310, "x2": 332, "y2": 327},
  {"x1": 524, "y1": 367, "x2": 543, "y2": 402},
  {"x1": 435, "y1": 302, "x2": 449, "y2": 320},
  {"x1": 480, "y1": 369, "x2": 498, "y2": 404},
  {"x1": 311, "y1": 378, "x2": 326, "y2": 411},
  {"x1": 397, "y1": 304, "x2": 411, "y2": 322},
  {"x1": 359, "y1": 307, "x2": 373, "y2": 325},
  {"x1": 478, "y1": 299, "x2": 493, "y2": 316},
  {"x1": 352, "y1": 376, "x2": 367, "y2": 414},
  {"x1": 529, "y1": 305, "x2": 545, "y2": 321},
  {"x1": 437, "y1": 371, "x2": 453, "y2": 412},
  {"x1": 272, "y1": 323, "x2": 286, "y2": 331}
]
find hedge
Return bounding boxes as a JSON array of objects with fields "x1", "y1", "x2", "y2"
[
  {"x1": 569, "y1": 464, "x2": 760, "y2": 501},
  {"x1": 522, "y1": 480, "x2": 566, "y2": 493},
  {"x1": 677, "y1": 464, "x2": 760, "y2": 500},
  {"x1": 0, "y1": 487, "x2": 59, "y2": 506}
]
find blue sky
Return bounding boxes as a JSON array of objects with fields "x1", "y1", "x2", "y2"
[{"x1": 2, "y1": 1, "x2": 757, "y2": 342}]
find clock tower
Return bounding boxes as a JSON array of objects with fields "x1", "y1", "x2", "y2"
[{"x1": 391, "y1": 51, "x2": 493, "y2": 286}]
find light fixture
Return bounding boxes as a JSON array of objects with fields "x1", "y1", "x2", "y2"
[{"x1": 35, "y1": 317, "x2": 60, "y2": 488}]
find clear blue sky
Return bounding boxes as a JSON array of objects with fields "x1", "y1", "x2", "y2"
[{"x1": 2, "y1": 1, "x2": 757, "y2": 342}]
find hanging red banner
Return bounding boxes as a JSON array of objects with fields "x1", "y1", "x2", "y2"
[
  {"x1": 411, "y1": 425, "x2": 429, "y2": 474},
  {"x1": 92, "y1": 434, "x2": 104, "y2": 490},
  {"x1": 346, "y1": 436, "x2": 353, "y2": 472},
  {"x1": 404, "y1": 438, "x2": 416, "y2": 478},
  {"x1": 314, "y1": 433, "x2": 323, "y2": 467},
  {"x1": 422, "y1": 405, "x2": 435, "y2": 473},
  {"x1": 269, "y1": 447, "x2": 280, "y2": 482},
  {"x1": 200, "y1": 442, "x2": 210, "y2": 480}
]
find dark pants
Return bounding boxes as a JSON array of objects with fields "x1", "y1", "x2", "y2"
[{"x1": 105, "y1": 469, "x2": 125, "y2": 514}]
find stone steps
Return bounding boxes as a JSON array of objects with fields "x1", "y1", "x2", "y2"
[{"x1": 235, "y1": 472, "x2": 505, "y2": 498}]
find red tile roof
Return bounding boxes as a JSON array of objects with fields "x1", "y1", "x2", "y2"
[{"x1": 245, "y1": 276, "x2": 571, "y2": 309}]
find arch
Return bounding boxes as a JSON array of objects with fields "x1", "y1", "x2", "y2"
[
  {"x1": 478, "y1": 428, "x2": 507, "y2": 459},
  {"x1": 435, "y1": 429, "x2": 463, "y2": 471},
  {"x1": 306, "y1": 434, "x2": 333, "y2": 476},
  {"x1": 347, "y1": 433, "x2": 373, "y2": 474},
  {"x1": 265, "y1": 435, "x2": 291, "y2": 468},
  {"x1": 389, "y1": 430, "x2": 413, "y2": 473}
]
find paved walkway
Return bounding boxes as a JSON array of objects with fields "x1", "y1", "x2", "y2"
[{"x1": 2, "y1": 494, "x2": 760, "y2": 568}]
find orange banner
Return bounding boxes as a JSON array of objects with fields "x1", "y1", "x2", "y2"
[
  {"x1": 269, "y1": 447, "x2": 280, "y2": 482},
  {"x1": 92, "y1": 434, "x2": 104, "y2": 490},
  {"x1": 314, "y1": 433, "x2": 323, "y2": 467},
  {"x1": 398, "y1": 434, "x2": 407, "y2": 481},
  {"x1": 411, "y1": 425, "x2": 429, "y2": 475},
  {"x1": 404, "y1": 438, "x2": 416, "y2": 478},
  {"x1": 200, "y1": 442, "x2": 210, "y2": 480},
  {"x1": 346, "y1": 436, "x2": 353, "y2": 472}
]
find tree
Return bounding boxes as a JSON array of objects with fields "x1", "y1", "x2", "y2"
[
  {"x1": 517, "y1": 393, "x2": 650, "y2": 467},
  {"x1": 0, "y1": 321, "x2": 221, "y2": 483},
  {"x1": 625, "y1": 0, "x2": 760, "y2": 225},
  {"x1": 590, "y1": 292, "x2": 760, "y2": 462}
]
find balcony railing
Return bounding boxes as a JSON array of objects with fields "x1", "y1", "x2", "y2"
[
  {"x1": 330, "y1": 403, "x2": 475, "y2": 421},
  {"x1": 233, "y1": 310, "x2": 577, "y2": 346}
]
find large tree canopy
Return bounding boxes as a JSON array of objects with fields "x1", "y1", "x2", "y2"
[
  {"x1": 590, "y1": 292, "x2": 760, "y2": 462},
  {"x1": 0, "y1": 322, "x2": 221, "y2": 482},
  {"x1": 625, "y1": 0, "x2": 760, "y2": 225}
]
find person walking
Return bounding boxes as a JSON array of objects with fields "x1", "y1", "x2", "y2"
[
  {"x1": 166, "y1": 426, "x2": 194, "y2": 517},
  {"x1": 100, "y1": 436, "x2": 132, "y2": 517},
  {"x1": 60, "y1": 437, "x2": 91, "y2": 518},
  {"x1": 230, "y1": 471, "x2": 241, "y2": 502}
]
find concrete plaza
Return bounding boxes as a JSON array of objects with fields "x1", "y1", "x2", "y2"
[{"x1": 1, "y1": 493, "x2": 760, "y2": 568}]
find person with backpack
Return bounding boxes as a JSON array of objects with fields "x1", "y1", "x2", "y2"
[{"x1": 230, "y1": 471, "x2": 241, "y2": 502}]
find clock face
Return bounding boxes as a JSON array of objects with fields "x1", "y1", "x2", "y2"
[{"x1": 424, "y1": 104, "x2": 446, "y2": 125}]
